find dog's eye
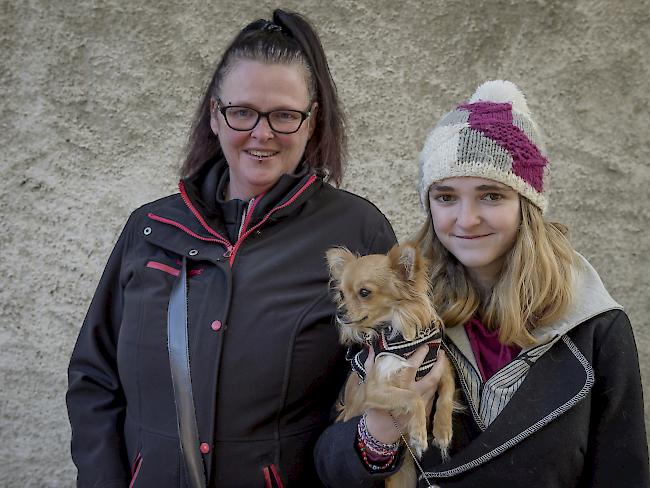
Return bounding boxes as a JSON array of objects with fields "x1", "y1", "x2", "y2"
[{"x1": 359, "y1": 288, "x2": 371, "y2": 298}]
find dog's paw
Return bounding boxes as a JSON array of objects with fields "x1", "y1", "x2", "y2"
[
  {"x1": 431, "y1": 422, "x2": 453, "y2": 461},
  {"x1": 407, "y1": 428, "x2": 428, "y2": 458}
]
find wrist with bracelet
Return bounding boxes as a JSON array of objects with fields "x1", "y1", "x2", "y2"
[{"x1": 356, "y1": 412, "x2": 401, "y2": 471}]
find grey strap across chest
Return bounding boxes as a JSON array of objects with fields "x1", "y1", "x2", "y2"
[{"x1": 167, "y1": 257, "x2": 207, "y2": 488}]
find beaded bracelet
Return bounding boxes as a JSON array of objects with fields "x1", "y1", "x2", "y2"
[
  {"x1": 357, "y1": 437, "x2": 397, "y2": 471},
  {"x1": 358, "y1": 412, "x2": 401, "y2": 455},
  {"x1": 356, "y1": 412, "x2": 401, "y2": 471}
]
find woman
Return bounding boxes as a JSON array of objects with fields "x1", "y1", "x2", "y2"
[
  {"x1": 66, "y1": 10, "x2": 396, "y2": 488},
  {"x1": 315, "y1": 80, "x2": 649, "y2": 487}
]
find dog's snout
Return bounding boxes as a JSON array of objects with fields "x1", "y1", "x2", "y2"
[{"x1": 336, "y1": 305, "x2": 350, "y2": 321}]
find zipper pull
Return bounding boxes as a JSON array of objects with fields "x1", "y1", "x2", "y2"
[
  {"x1": 223, "y1": 246, "x2": 233, "y2": 258},
  {"x1": 237, "y1": 197, "x2": 256, "y2": 240}
]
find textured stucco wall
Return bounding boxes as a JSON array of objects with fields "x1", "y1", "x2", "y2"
[{"x1": 2, "y1": 0, "x2": 649, "y2": 485}]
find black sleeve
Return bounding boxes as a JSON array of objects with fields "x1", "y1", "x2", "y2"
[
  {"x1": 365, "y1": 213, "x2": 397, "y2": 255},
  {"x1": 66, "y1": 215, "x2": 136, "y2": 488},
  {"x1": 582, "y1": 310, "x2": 649, "y2": 487},
  {"x1": 314, "y1": 415, "x2": 401, "y2": 487}
]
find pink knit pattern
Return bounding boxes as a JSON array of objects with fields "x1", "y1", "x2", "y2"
[{"x1": 459, "y1": 102, "x2": 548, "y2": 192}]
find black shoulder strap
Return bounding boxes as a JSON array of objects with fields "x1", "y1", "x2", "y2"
[{"x1": 167, "y1": 257, "x2": 207, "y2": 488}]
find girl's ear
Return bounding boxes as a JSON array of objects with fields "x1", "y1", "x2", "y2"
[{"x1": 325, "y1": 247, "x2": 353, "y2": 280}]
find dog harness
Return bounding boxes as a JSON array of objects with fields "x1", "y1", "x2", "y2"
[{"x1": 347, "y1": 324, "x2": 443, "y2": 381}]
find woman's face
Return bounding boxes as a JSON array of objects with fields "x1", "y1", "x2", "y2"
[
  {"x1": 210, "y1": 60, "x2": 316, "y2": 200},
  {"x1": 428, "y1": 177, "x2": 521, "y2": 287}
]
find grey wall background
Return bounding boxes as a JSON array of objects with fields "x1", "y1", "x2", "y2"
[{"x1": 2, "y1": 0, "x2": 649, "y2": 485}]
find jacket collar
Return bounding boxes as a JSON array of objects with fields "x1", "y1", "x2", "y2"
[
  {"x1": 143, "y1": 158, "x2": 321, "y2": 265},
  {"x1": 184, "y1": 157, "x2": 315, "y2": 232}
]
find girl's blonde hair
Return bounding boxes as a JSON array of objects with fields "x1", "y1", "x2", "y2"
[{"x1": 414, "y1": 198, "x2": 575, "y2": 346}]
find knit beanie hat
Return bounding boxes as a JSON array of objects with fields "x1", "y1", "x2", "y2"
[{"x1": 418, "y1": 80, "x2": 549, "y2": 213}]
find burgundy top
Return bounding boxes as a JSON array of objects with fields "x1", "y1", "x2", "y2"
[{"x1": 464, "y1": 317, "x2": 522, "y2": 382}]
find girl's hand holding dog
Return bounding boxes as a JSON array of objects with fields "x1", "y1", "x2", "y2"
[{"x1": 364, "y1": 344, "x2": 446, "y2": 444}]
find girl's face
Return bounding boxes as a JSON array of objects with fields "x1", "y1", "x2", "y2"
[
  {"x1": 210, "y1": 60, "x2": 317, "y2": 200},
  {"x1": 428, "y1": 177, "x2": 521, "y2": 288}
]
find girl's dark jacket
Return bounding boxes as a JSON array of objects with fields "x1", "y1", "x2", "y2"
[
  {"x1": 315, "y1": 255, "x2": 649, "y2": 487},
  {"x1": 66, "y1": 159, "x2": 397, "y2": 488}
]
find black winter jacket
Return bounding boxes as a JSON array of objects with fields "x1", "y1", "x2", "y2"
[
  {"x1": 67, "y1": 160, "x2": 397, "y2": 488},
  {"x1": 315, "y1": 261, "x2": 649, "y2": 487}
]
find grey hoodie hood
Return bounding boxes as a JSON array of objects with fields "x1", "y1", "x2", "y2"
[{"x1": 528, "y1": 252, "x2": 622, "y2": 346}]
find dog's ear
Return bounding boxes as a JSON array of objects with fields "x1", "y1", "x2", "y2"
[
  {"x1": 388, "y1": 243, "x2": 419, "y2": 282},
  {"x1": 326, "y1": 247, "x2": 354, "y2": 280}
]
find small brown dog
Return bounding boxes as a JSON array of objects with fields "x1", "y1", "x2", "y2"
[{"x1": 327, "y1": 243, "x2": 455, "y2": 486}]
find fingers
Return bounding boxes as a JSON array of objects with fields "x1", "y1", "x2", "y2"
[
  {"x1": 406, "y1": 344, "x2": 430, "y2": 369},
  {"x1": 412, "y1": 350, "x2": 446, "y2": 404},
  {"x1": 418, "y1": 350, "x2": 446, "y2": 387}
]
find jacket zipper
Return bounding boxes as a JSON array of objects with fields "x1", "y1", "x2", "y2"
[
  {"x1": 238, "y1": 195, "x2": 264, "y2": 240},
  {"x1": 227, "y1": 174, "x2": 317, "y2": 266}
]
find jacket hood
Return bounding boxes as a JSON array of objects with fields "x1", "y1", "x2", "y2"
[{"x1": 528, "y1": 252, "x2": 622, "y2": 346}]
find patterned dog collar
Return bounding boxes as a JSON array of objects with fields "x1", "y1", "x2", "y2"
[{"x1": 347, "y1": 324, "x2": 443, "y2": 381}]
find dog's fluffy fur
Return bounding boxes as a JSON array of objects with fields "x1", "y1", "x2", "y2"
[{"x1": 327, "y1": 243, "x2": 455, "y2": 487}]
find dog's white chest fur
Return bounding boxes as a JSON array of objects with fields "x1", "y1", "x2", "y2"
[{"x1": 374, "y1": 355, "x2": 408, "y2": 380}]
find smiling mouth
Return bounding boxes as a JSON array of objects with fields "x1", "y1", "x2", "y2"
[
  {"x1": 454, "y1": 234, "x2": 493, "y2": 239},
  {"x1": 245, "y1": 149, "x2": 279, "y2": 160}
]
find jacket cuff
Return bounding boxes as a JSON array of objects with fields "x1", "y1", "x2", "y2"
[{"x1": 315, "y1": 416, "x2": 404, "y2": 486}]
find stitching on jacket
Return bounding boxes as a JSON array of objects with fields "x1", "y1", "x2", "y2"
[{"x1": 423, "y1": 335, "x2": 594, "y2": 480}]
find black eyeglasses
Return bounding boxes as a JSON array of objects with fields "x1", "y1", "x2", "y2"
[{"x1": 215, "y1": 99, "x2": 312, "y2": 134}]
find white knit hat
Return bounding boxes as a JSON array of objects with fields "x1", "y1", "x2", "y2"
[{"x1": 418, "y1": 80, "x2": 549, "y2": 213}]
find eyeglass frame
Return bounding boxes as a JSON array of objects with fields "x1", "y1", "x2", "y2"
[{"x1": 214, "y1": 99, "x2": 313, "y2": 134}]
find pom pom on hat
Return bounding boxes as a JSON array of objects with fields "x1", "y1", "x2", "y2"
[
  {"x1": 469, "y1": 80, "x2": 531, "y2": 116},
  {"x1": 418, "y1": 80, "x2": 549, "y2": 213}
]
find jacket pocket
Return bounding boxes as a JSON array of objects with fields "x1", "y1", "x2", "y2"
[
  {"x1": 262, "y1": 464, "x2": 284, "y2": 488},
  {"x1": 146, "y1": 260, "x2": 180, "y2": 277},
  {"x1": 129, "y1": 452, "x2": 142, "y2": 488},
  {"x1": 146, "y1": 260, "x2": 205, "y2": 277}
]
